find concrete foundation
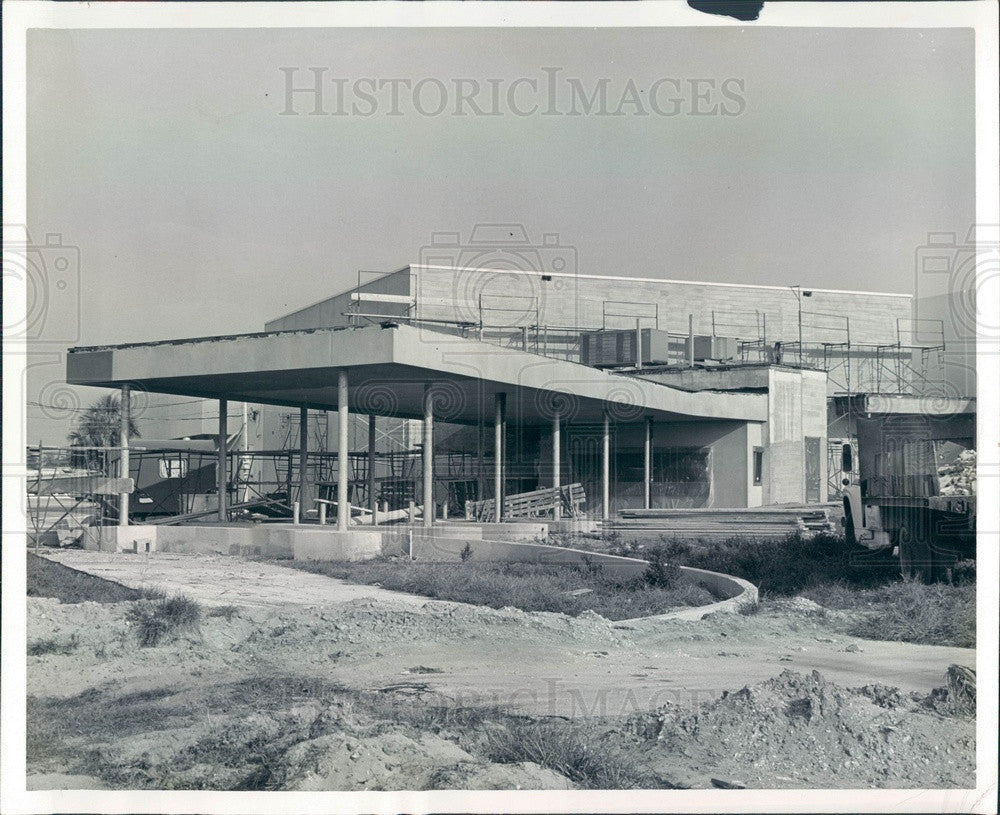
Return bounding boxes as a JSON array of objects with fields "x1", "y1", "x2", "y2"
[{"x1": 81, "y1": 523, "x2": 381, "y2": 561}]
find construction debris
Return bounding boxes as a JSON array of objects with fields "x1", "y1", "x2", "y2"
[
  {"x1": 938, "y1": 449, "x2": 976, "y2": 496},
  {"x1": 608, "y1": 504, "x2": 840, "y2": 541}
]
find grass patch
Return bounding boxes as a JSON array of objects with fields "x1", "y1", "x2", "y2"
[
  {"x1": 207, "y1": 605, "x2": 240, "y2": 621},
  {"x1": 27, "y1": 634, "x2": 79, "y2": 656},
  {"x1": 27, "y1": 552, "x2": 163, "y2": 604},
  {"x1": 803, "y1": 579, "x2": 975, "y2": 648},
  {"x1": 610, "y1": 533, "x2": 974, "y2": 647},
  {"x1": 616, "y1": 533, "x2": 900, "y2": 596},
  {"x1": 485, "y1": 719, "x2": 658, "y2": 789},
  {"x1": 285, "y1": 558, "x2": 718, "y2": 620},
  {"x1": 126, "y1": 595, "x2": 202, "y2": 647}
]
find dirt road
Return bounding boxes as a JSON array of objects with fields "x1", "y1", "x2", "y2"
[{"x1": 37, "y1": 550, "x2": 973, "y2": 717}]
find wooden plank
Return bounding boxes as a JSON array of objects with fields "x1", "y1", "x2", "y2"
[{"x1": 30, "y1": 476, "x2": 134, "y2": 496}]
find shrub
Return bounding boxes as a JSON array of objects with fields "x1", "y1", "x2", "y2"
[
  {"x1": 841, "y1": 580, "x2": 975, "y2": 648},
  {"x1": 485, "y1": 719, "x2": 655, "y2": 789},
  {"x1": 27, "y1": 635, "x2": 78, "y2": 656},
  {"x1": 644, "y1": 549, "x2": 681, "y2": 588},
  {"x1": 126, "y1": 595, "x2": 202, "y2": 647},
  {"x1": 642, "y1": 533, "x2": 898, "y2": 596}
]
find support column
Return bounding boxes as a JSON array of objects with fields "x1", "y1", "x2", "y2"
[
  {"x1": 643, "y1": 416, "x2": 653, "y2": 510},
  {"x1": 494, "y1": 393, "x2": 504, "y2": 521},
  {"x1": 337, "y1": 371, "x2": 349, "y2": 531},
  {"x1": 217, "y1": 398, "x2": 228, "y2": 522},
  {"x1": 423, "y1": 384, "x2": 434, "y2": 529},
  {"x1": 552, "y1": 411, "x2": 562, "y2": 521},
  {"x1": 118, "y1": 385, "x2": 130, "y2": 527},
  {"x1": 299, "y1": 405, "x2": 309, "y2": 524},
  {"x1": 367, "y1": 413, "x2": 377, "y2": 525},
  {"x1": 602, "y1": 412, "x2": 610, "y2": 522}
]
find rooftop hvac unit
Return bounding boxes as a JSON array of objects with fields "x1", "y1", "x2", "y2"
[
  {"x1": 580, "y1": 328, "x2": 672, "y2": 367},
  {"x1": 689, "y1": 335, "x2": 737, "y2": 362}
]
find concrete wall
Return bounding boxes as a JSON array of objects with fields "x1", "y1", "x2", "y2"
[
  {"x1": 764, "y1": 368, "x2": 828, "y2": 504},
  {"x1": 263, "y1": 266, "x2": 910, "y2": 348},
  {"x1": 265, "y1": 269, "x2": 413, "y2": 332},
  {"x1": 81, "y1": 523, "x2": 381, "y2": 561},
  {"x1": 409, "y1": 265, "x2": 910, "y2": 346}
]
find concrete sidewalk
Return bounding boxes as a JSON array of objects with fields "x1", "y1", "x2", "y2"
[{"x1": 41, "y1": 549, "x2": 430, "y2": 610}]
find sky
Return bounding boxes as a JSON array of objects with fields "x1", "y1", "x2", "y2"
[{"x1": 26, "y1": 26, "x2": 975, "y2": 443}]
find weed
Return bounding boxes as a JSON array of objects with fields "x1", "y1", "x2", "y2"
[
  {"x1": 638, "y1": 533, "x2": 898, "y2": 596},
  {"x1": 459, "y1": 542, "x2": 473, "y2": 562},
  {"x1": 644, "y1": 549, "x2": 681, "y2": 588},
  {"x1": 485, "y1": 719, "x2": 656, "y2": 789},
  {"x1": 828, "y1": 580, "x2": 976, "y2": 648},
  {"x1": 126, "y1": 595, "x2": 202, "y2": 647},
  {"x1": 207, "y1": 605, "x2": 239, "y2": 621},
  {"x1": 27, "y1": 634, "x2": 79, "y2": 656}
]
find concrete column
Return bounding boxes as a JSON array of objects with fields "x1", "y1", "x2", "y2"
[
  {"x1": 118, "y1": 384, "x2": 130, "y2": 527},
  {"x1": 217, "y1": 398, "x2": 228, "y2": 522},
  {"x1": 552, "y1": 411, "x2": 562, "y2": 521},
  {"x1": 643, "y1": 416, "x2": 653, "y2": 510},
  {"x1": 494, "y1": 393, "x2": 504, "y2": 521},
  {"x1": 338, "y1": 370, "x2": 349, "y2": 531},
  {"x1": 423, "y1": 384, "x2": 434, "y2": 529},
  {"x1": 367, "y1": 413, "x2": 377, "y2": 525},
  {"x1": 602, "y1": 412, "x2": 610, "y2": 522},
  {"x1": 299, "y1": 405, "x2": 309, "y2": 524}
]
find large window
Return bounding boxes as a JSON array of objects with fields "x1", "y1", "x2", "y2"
[{"x1": 617, "y1": 447, "x2": 711, "y2": 484}]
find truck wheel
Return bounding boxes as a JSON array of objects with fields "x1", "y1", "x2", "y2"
[
  {"x1": 897, "y1": 525, "x2": 933, "y2": 582},
  {"x1": 842, "y1": 503, "x2": 857, "y2": 547}
]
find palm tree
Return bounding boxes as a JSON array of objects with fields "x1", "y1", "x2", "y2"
[{"x1": 67, "y1": 393, "x2": 141, "y2": 469}]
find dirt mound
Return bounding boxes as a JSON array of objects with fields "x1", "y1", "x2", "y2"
[{"x1": 635, "y1": 669, "x2": 974, "y2": 788}]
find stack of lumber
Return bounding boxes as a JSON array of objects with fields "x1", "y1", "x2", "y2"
[
  {"x1": 606, "y1": 503, "x2": 842, "y2": 541},
  {"x1": 466, "y1": 483, "x2": 586, "y2": 522}
]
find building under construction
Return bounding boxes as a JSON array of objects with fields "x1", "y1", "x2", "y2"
[{"x1": 60, "y1": 251, "x2": 971, "y2": 542}]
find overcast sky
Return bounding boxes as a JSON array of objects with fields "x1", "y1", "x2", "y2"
[{"x1": 26, "y1": 26, "x2": 974, "y2": 442}]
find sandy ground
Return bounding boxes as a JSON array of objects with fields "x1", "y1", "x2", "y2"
[
  {"x1": 39, "y1": 550, "x2": 972, "y2": 713},
  {"x1": 26, "y1": 550, "x2": 976, "y2": 790}
]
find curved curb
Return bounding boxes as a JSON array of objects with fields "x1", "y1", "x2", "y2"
[
  {"x1": 621, "y1": 566, "x2": 759, "y2": 623},
  {"x1": 424, "y1": 537, "x2": 758, "y2": 623}
]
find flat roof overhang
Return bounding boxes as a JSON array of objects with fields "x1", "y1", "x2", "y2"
[{"x1": 66, "y1": 323, "x2": 767, "y2": 426}]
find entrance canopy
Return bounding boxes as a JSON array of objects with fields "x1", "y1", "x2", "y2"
[{"x1": 66, "y1": 323, "x2": 766, "y2": 426}]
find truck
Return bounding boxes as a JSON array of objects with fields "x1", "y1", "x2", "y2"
[{"x1": 840, "y1": 411, "x2": 976, "y2": 581}]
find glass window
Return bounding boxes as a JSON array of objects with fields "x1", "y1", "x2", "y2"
[{"x1": 159, "y1": 457, "x2": 188, "y2": 479}]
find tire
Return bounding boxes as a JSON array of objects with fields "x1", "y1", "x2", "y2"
[
  {"x1": 842, "y1": 500, "x2": 857, "y2": 547},
  {"x1": 897, "y1": 524, "x2": 933, "y2": 582}
]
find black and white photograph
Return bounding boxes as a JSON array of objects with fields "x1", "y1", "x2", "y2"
[{"x1": 2, "y1": 3, "x2": 997, "y2": 813}]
